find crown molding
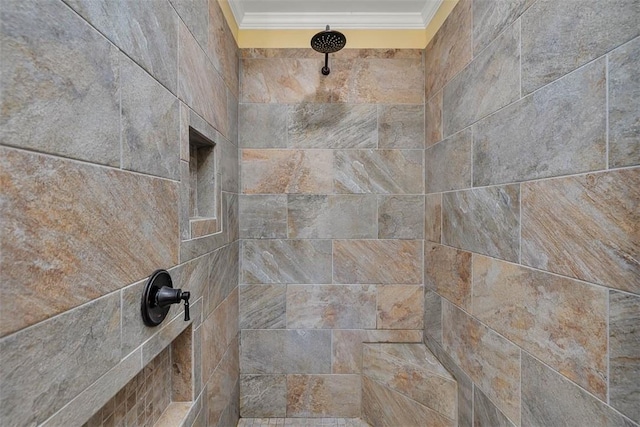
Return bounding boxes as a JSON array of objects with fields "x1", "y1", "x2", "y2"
[
  {"x1": 228, "y1": 0, "x2": 245, "y2": 28},
  {"x1": 421, "y1": 0, "x2": 443, "y2": 26},
  {"x1": 238, "y1": 12, "x2": 429, "y2": 29}
]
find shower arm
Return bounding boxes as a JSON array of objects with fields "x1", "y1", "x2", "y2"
[{"x1": 322, "y1": 53, "x2": 330, "y2": 75}]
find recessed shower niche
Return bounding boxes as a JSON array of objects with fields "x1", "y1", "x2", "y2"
[{"x1": 188, "y1": 126, "x2": 221, "y2": 239}]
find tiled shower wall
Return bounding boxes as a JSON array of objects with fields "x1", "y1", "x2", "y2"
[
  {"x1": 0, "y1": 0, "x2": 240, "y2": 426},
  {"x1": 237, "y1": 49, "x2": 426, "y2": 417},
  {"x1": 422, "y1": 0, "x2": 639, "y2": 426}
]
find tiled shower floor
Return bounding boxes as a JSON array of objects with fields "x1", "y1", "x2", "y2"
[{"x1": 237, "y1": 418, "x2": 371, "y2": 427}]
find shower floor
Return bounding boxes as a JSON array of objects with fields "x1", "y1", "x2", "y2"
[{"x1": 237, "y1": 418, "x2": 371, "y2": 427}]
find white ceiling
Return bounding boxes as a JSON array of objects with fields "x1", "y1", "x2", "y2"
[{"x1": 228, "y1": 0, "x2": 444, "y2": 29}]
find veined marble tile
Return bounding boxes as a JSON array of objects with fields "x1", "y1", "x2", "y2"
[
  {"x1": 473, "y1": 0, "x2": 535, "y2": 54},
  {"x1": 0, "y1": 0, "x2": 120, "y2": 166},
  {"x1": 424, "y1": 0, "x2": 472, "y2": 98},
  {"x1": 376, "y1": 285, "x2": 424, "y2": 330},
  {"x1": 423, "y1": 290, "x2": 443, "y2": 345},
  {"x1": 332, "y1": 330, "x2": 422, "y2": 374},
  {"x1": 286, "y1": 375, "x2": 361, "y2": 418},
  {"x1": 424, "y1": 243, "x2": 472, "y2": 310},
  {"x1": 121, "y1": 56, "x2": 180, "y2": 180},
  {"x1": 362, "y1": 377, "x2": 454, "y2": 427},
  {"x1": 239, "y1": 195, "x2": 288, "y2": 239},
  {"x1": 287, "y1": 285, "x2": 377, "y2": 329},
  {"x1": 240, "y1": 330, "x2": 331, "y2": 374},
  {"x1": 240, "y1": 375, "x2": 287, "y2": 418},
  {"x1": 0, "y1": 292, "x2": 120, "y2": 426},
  {"x1": 521, "y1": 168, "x2": 640, "y2": 293},
  {"x1": 521, "y1": 0, "x2": 640, "y2": 94},
  {"x1": 442, "y1": 185, "x2": 520, "y2": 262},
  {"x1": 474, "y1": 58, "x2": 606, "y2": 186},
  {"x1": 239, "y1": 104, "x2": 289, "y2": 148},
  {"x1": 609, "y1": 291, "x2": 640, "y2": 423},
  {"x1": 377, "y1": 195, "x2": 425, "y2": 239},
  {"x1": 378, "y1": 105, "x2": 425, "y2": 149},
  {"x1": 288, "y1": 195, "x2": 377, "y2": 239},
  {"x1": 474, "y1": 387, "x2": 516, "y2": 427},
  {"x1": 241, "y1": 149, "x2": 333, "y2": 194},
  {"x1": 425, "y1": 194, "x2": 442, "y2": 243},
  {"x1": 64, "y1": 0, "x2": 178, "y2": 93},
  {"x1": 242, "y1": 240, "x2": 332, "y2": 284},
  {"x1": 0, "y1": 147, "x2": 178, "y2": 336},
  {"x1": 522, "y1": 353, "x2": 636, "y2": 427},
  {"x1": 609, "y1": 37, "x2": 640, "y2": 168},
  {"x1": 207, "y1": 0, "x2": 239, "y2": 96},
  {"x1": 443, "y1": 21, "x2": 520, "y2": 136},
  {"x1": 239, "y1": 284, "x2": 286, "y2": 330},
  {"x1": 334, "y1": 150, "x2": 423, "y2": 194},
  {"x1": 426, "y1": 91, "x2": 443, "y2": 147},
  {"x1": 425, "y1": 129, "x2": 472, "y2": 193},
  {"x1": 473, "y1": 256, "x2": 608, "y2": 400},
  {"x1": 288, "y1": 104, "x2": 377, "y2": 149},
  {"x1": 333, "y1": 240, "x2": 422, "y2": 284},
  {"x1": 442, "y1": 301, "x2": 521, "y2": 424}
]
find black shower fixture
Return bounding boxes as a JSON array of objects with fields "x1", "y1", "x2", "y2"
[{"x1": 310, "y1": 25, "x2": 346, "y2": 75}]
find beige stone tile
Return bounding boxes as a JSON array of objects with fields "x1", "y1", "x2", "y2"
[
  {"x1": 0, "y1": 147, "x2": 179, "y2": 336},
  {"x1": 286, "y1": 375, "x2": 361, "y2": 418},
  {"x1": 522, "y1": 168, "x2": 640, "y2": 293},
  {"x1": 442, "y1": 301, "x2": 521, "y2": 424},
  {"x1": 425, "y1": 91, "x2": 443, "y2": 147},
  {"x1": 425, "y1": 129, "x2": 472, "y2": 193},
  {"x1": 376, "y1": 285, "x2": 424, "y2": 329},
  {"x1": 473, "y1": 256, "x2": 608, "y2": 400},
  {"x1": 378, "y1": 105, "x2": 425, "y2": 149},
  {"x1": 240, "y1": 284, "x2": 286, "y2": 330},
  {"x1": 423, "y1": 290, "x2": 443, "y2": 346},
  {"x1": 241, "y1": 149, "x2": 333, "y2": 194},
  {"x1": 207, "y1": 0, "x2": 239, "y2": 96},
  {"x1": 424, "y1": 243, "x2": 472, "y2": 310},
  {"x1": 474, "y1": 387, "x2": 516, "y2": 427},
  {"x1": 207, "y1": 336, "x2": 239, "y2": 425},
  {"x1": 425, "y1": 194, "x2": 442, "y2": 243},
  {"x1": 377, "y1": 195, "x2": 425, "y2": 240},
  {"x1": 241, "y1": 375, "x2": 287, "y2": 418},
  {"x1": 333, "y1": 240, "x2": 422, "y2": 284}
]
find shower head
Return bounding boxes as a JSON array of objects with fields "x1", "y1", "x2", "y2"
[{"x1": 311, "y1": 25, "x2": 346, "y2": 75}]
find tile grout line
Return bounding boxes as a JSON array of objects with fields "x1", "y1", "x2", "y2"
[
  {"x1": 605, "y1": 54, "x2": 610, "y2": 170},
  {"x1": 606, "y1": 289, "x2": 610, "y2": 405}
]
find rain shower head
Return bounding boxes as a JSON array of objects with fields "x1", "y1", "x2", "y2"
[{"x1": 311, "y1": 25, "x2": 346, "y2": 75}]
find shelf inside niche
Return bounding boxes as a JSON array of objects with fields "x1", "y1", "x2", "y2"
[{"x1": 188, "y1": 126, "x2": 220, "y2": 238}]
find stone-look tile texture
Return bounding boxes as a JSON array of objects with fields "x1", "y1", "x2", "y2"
[
  {"x1": 443, "y1": 20, "x2": 520, "y2": 136},
  {"x1": 207, "y1": 0, "x2": 239, "y2": 96},
  {"x1": 424, "y1": 194, "x2": 442, "y2": 243},
  {"x1": 473, "y1": 0, "x2": 535, "y2": 54},
  {"x1": 521, "y1": 168, "x2": 640, "y2": 293},
  {"x1": 287, "y1": 375, "x2": 362, "y2": 418},
  {"x1": 473, "y1": 58, "x2": 606, "y2": 186},
  {"x1": 239, "y1": 285, "x2": 286, "y2": 330},
  {"x1": 423, "y1": 291, "x2": 443, "y2": 345},
  {"x1": 240, "y1": 375, "x2": 287, "y2": 418},
  {"x1": 474, "y1": 387, "x2": 516, "y2": 427},
  {"x1": 443, "y1": 302, "x2": 521, "y2": 424},
  {"x1": 239, "y1": 195, "x2": 288, "y2": 239},
  {"x1": 377, "y1": 195, "x2": 425, "y2": 239},
  {"x1": 473, "y1": 256, "x2": 608, "y2": 399},
  {"x1": 425, "y1": 91, "x2": 443, "y2": 147},
  {"x1": 0, "y1": 0, "x2": 120, "y2": 166},
  {"x1": 425, "y1": 129, "x2": 472, "y2": 193},
  {"x1": 522, "y1": 353, "x2": 636, "y2": 427},
  {"x1": 609, "y1": 37, "x2": 640, "y2": 168},
  {"x1": 170, "y1": 0, "x2": 208, "y2": 49},
  {"x1": 376, "y1": 285, "x2": 424, "y2": 330},
  {"x1": 378, "y1": 105, "x2": 425, "y2": 149},
  {"x1": 521, "y1": 0, "x2": 640, "y2": 94},
  {"x1": 442, "y1": 185, "x2": 520, "y2": 262},
  {"x1": 424, "y1": 243, "x2": 472, "y2": 310},
  {"x1": 239, "y1": 104, "x2": 289, "y2": 148},
  {"x1": 609, "y1": 291, "x2": 640, "y2": 423},
  {"x1": 333, "y1": 240, "x2": 422, "y2": 284}
]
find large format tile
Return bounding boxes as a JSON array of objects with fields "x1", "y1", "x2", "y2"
[
  {"x1": 522, "y1": 353, "x2": 636, "y2": 427},
  {"x1": 378, "y1": 105, "x2": 425, "y2": 149},
  {"x1": 169, "y1": 0, "x2": 207, "y2": 48},
  {"x1": 425, "y1": 129, "x2": 472, "y2": 193},
  {"x1": 521, "y1": 168, "x2": 640, "y2": 293},
  {"x1": 423, "y1": 290, "x2": 443, "y2": 345},
  {"x1": 442, "y1": 301, "x2": 521, "y2": 424},
  {"x1": 121, "y1": 56, "x2": 180, "y2": 180},
  {"x1": 609, "y1": 37, "x2": 640, "y2": 168},
  {"x1": 473, "y1": 0, "x2": 535, "y2": 54},
  {"x1": 288, "y1": 195, "x2": 377, "y2": 239},
  {"x1": 609, "y1": 291, "x2": 640, "y2": 423},
  {"x1": 334, "y1": 150, "x2": 423, "y2": 194},
  {"x1": 443, "y1": 21, "x2": 520, "y2": 136},
  {"x1": 241, "y1": 149, "x2": 333, "y2": 194},
  {"x1": 240, "y1": 375, "x2": 286, "y2": 418},
  {"x1": 425, "y1": 91, "x2": 443, "y2": 147},
  {"x1": 333, "y1": 240, "x2": 422, "y2": 284},
  {"x1": 0, "y1": 293, "x2": 120, "y2": 426},
  {"x1": 64, "y1": 0, "x2": 177, "y2": 93},
  {"x1": 286, "y1": 375, "x2": 361, "y2": 417},
  {"x1": 377, "y1": 195, "x2": 425, "y2": 239},
  {"x1": 474, "y1": 58, "x2": 606, "y2": 186},
  {"x1": 521, "y1": 0, "x2": 639, "y2": 94},
  {"x1": 0, "y1": 148, "x2": 178, "y2": 336},
  {"x1": 207, "y1": 0, "x2": 238, "y2": 95},
  {"x1": 240, "y1": 330, "x2": 331, "y2": 374},
  {"x1": 424, "y1": 0, "x2": 472, "y2": 98},
  {"x1": 288, "y1": 104, "x2": 377, "y2": 149},
  {"x1": 242, "y1": 240, "x2": 332, "y2": 284},
  {"x1": 425, "y1": 194, "x2": 442, "y2": 243},
  {"x1": 424, "y1": 243, "x2": 472, "y2": 310},
  {"x1": 238, "y1": 104, "x2": 289, "y2": 148},
  {"x1": 207, "y1": 336, "x2": 240, "y2": 426},
  {"x1": 442, "y1": 185, "x2": 520, "y2": 262},
  {"x1": 239, "y1": 195, "x2": 288, "y2": 239},
  {"x1": 474, "y1": 387, "x2": 516, "y2": 427},
  {"x1": 239, "y1": 284, "x2": 286, "y2": 330},
  {"x1": 0, "y1": 0, "x2": 120, "y2": 166},
  {"x1": 473, "y1": 256, "x2": 608, "y2": 399},
  {"x1": 376, "y1": 285, "x2": 424, "y2": 329},
  {"x1": 287, "y1": 285, "x2": 377, "y2": 329}
]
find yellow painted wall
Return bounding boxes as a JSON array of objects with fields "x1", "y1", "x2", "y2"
[{"x1": 218, "y1": 0, "x2": 459, "y2": 49}]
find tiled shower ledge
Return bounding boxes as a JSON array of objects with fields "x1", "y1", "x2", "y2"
[{"x1": 237, "y1": 418, "x2": 371, "y2": 427}]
